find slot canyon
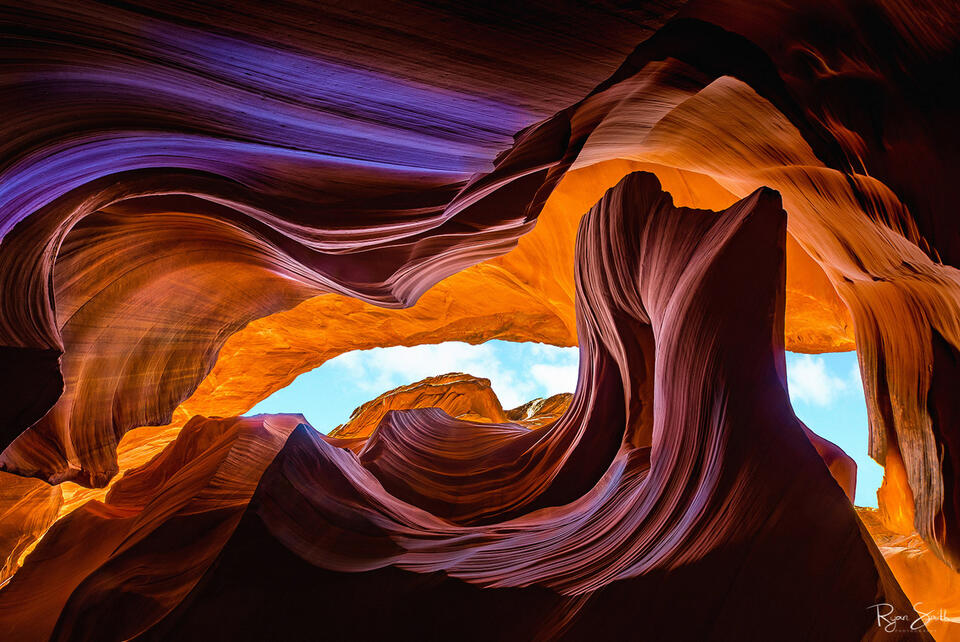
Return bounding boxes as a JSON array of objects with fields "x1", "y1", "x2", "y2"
[{"x1": 0, "y1": 1, "x2": 958, "y2": 639}]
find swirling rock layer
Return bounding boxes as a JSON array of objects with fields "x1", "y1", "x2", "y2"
[
  {"x1": 0, "y1": 415, "x2": 301, "y2": 641},
  {"x1": 1, "y1": 173, "x2": 923, "y2": 640},
  {"x1": 0, "y1": 474, "x2": 60, "y2": 588},
  {"x1": 1, "y1": 0, "x2": 959, "y2": 639}
]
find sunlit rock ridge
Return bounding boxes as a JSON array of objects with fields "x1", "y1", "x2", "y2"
[
  {"x1": 0, "y1": 1, "x2": 957, "y2": 639},
  {"x1": 326, "y1": 372, "x2": 570, "y2": 440}
]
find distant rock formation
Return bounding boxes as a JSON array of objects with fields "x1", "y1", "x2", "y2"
[
  {"x1": 329, "y1": 373, "x2": 509, "y2": 439},
  {"x1": 506, "y1": 393, "x2": 574, "y2": 430},
  {"x1": 328, "y1": 373, "x2": 574, "y2": 441}
]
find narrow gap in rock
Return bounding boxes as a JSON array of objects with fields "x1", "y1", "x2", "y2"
[{"x1": 785, "y1": 350, "x2": 883, "y2": 507}]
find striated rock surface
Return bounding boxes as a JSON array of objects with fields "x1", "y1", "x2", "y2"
[
  {"x1": 328, "y1": 373, "x2": 573, "y2": 440},
  {"x1": 506, "y1": 393, "x2": 575, "y2": 430},
  {"x1": 0, "y1": 474, "x2": 61, "y2": 588},
  {"x1": 329, "y1": 373, "x2": 509, "y2": 439},
  {"x1": 0, "y1": 414, "x2": 302, "y2": 641},
  {"x1": 0, "y1": 0, "x2": 958, "y2": 639},
  {"x1": 165, "y1": 158, "x2": 854, "y2": 432},
  {"x1": 2, "y1": 173, "x2": 923, "y2": 640},
  {"x1": 858, "y1": 508, "x2": 960, "y2": 641}
]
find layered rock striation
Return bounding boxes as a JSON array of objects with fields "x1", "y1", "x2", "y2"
[
  {"x1": 0, "y1": 0, "x2": 958, "y2": 639},
  {"x1": 328, "y1": 373, "x2": 510, "y2": 439},
  {"x1": 1, "y1": 173, "x2": 924, "y2": 640}
]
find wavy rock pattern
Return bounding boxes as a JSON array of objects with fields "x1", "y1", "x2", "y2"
[
  {"x1": 165, "y1": 159, "x2": 854, "y2": 438},
  {"x1": 0, "y1": 474, "x2": 60, "y2": 588},
  {"x1": 858, "y1": 507, "x2": 960, "y2": 641},
  {"x1": 0, "y1": 0, "x2": 958, "y2": 639},
  {"x1": 0, "y1": 415, "x2": 301, "y2": 641},
  {"x1": 1, "y1": 174, "x2": 920, "y2": 639}
]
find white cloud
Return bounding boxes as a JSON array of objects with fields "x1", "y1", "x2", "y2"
[
  {"x1": 333, "y1": 346, "x2": 866, "y2": 413},
  {"x1": 324, "y1": 341, "x2": 579, "y2": 410},
  {"x1": 332, "y1": 349, "x2": 365, "y2": 378},
  {"x1": 786, "y1": 354, "x2": 854, "y2": 406},
  {"x1": 530, "y1": 359, "x2": 579, "y2": 396},
  {"x1": 848, "y1": 360, "x2": 864, "y2": 395},
  {"x1": 527, "y1": 342, "x2": 569, "y2": 362}
]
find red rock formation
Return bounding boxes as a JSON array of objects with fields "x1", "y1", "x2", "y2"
[
  {"x1": 3, "y1": 173, "x2": 922, "y2": 640},
  {"x1": 802, "y1": 424, "x2": 858, "y2": 503},
  {"x1": 0, "y1": 474, "x2": 60, "y2": 587},
  {"x1": 0, "y1": 415, "x2": 301, "y2": 641},
  {"x1": 328, "y1": 373, "x2": 574, "y2": 441},
  {"x1": 0, "y1": 1, "x2": 957, "y2": 638},
  {"x1": 858, "y1": 508, "x2": 960, "y2": 641},
  {"x1": 506, "y1": 393, "x2": 574, "y2": 430},
  {"x1": 329, "y1": 373, "x2": 509, "y2": 439},
  {"x1": 157, "y1": 159, "x2": 851, "y2": 447},
  {"x1": 208, "y1": 174, "x2": 915, "y2": 636}
]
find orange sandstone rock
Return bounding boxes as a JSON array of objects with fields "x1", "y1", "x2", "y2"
[
  {"x1": 329, "y1": 373, "x2": 509, "y2": 439},
  {"x1": 171, "y1": 161, "x2": 854, "y2": 433},
  {"x1": 506, "y1": 393, "x2": 574, "y2": 430},
  {"x1": 858, "y1": 507, "x2": 960, "y2": 641},
  {"x1": 0, "y1": 474, "x2": 61, "y2": 587},
  {"x1": 0, "y1": 171, "x2": 918, "y2": 640},
  {"x1": 0, "y1": 3, "x2": 958, "y2": 638},
  {"x1": 329, "y1": 373, "x2": 575, "y2": 441},
  {"x1": 0, "y1": 415, "x2": 300, "y2": 641}
]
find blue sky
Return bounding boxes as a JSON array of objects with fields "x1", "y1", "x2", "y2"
[
  {"x1": 247, "y1": 341, "x2": 579, "y2": 429},
  {"x1": 247, "y1": 342, "x2": 882, "y2": 506},
  {"x1": 785, "y1": 351, "x2": 883, "y2": 507}
]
